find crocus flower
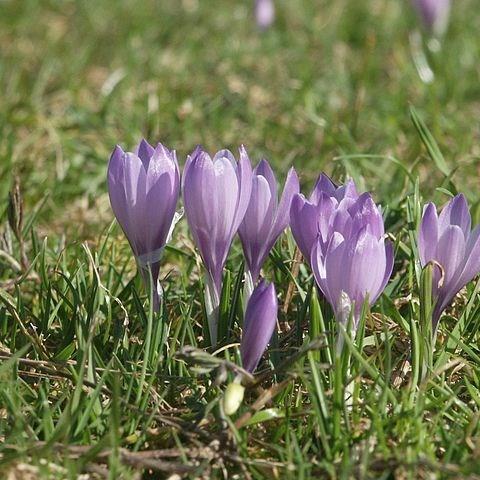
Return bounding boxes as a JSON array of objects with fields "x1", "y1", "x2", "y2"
[
  {"x1": 255, "y1": 0, "x2": 275, "y2": 30},
  {"x1": 418, "y1": 194, "x2": 480, "y2": 328},
  {"x1": 107, "y1": 139, "x2": 180, "y2": 310},
  {"x1": 412, "y1": 0, "x2": 451, "y2": 37},
  {"x1": 241, "y1": 280, "x2": 278, "y2": 373},
  {"x1": 290, "y1": 174, "x2": 377, "y2": 264},
  {"x1": 311, "y1": 228, "x2": 393, "y2": 333},
  {"x1": 238, "y1": 160, "x2": 299, "y2": 294},
  {"x1": 183, "y1": 146, "x2": 253, "y2": 345},
  {"x1": 306, "y1": 179, "x2": 393, "y2": 332}
]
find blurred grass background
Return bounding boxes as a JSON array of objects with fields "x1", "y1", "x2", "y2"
[
  {"x1": 2, "y1": 1, "x2": 480, "y2": 478},
  {"x1": 1, "y1": 0, "x2": 480, "y2": 238}
]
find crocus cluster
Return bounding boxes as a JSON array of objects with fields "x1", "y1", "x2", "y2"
[
  {"x1": 107, "y1": 139, "x2": 480, "y2": 377},
  {"x1": 108, "y1": 141, "x2": 294, "y2": 353},
  {"x1": 291, "y1": 174, "x2": 393, "y2": 331},
  {"x1": 412, "y1": 0, "x2": 451, "y2": 37},
  {"x1": 418, "y1": 194, "x2": 480, "y2": 329},
  {"x1": 290, "y1": 174, "x2": 359, "y2": 263}
]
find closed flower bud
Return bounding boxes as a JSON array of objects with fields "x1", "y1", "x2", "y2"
[
  {"x1": 239, "y1": 160, "x2": 299, "y2": 290},
  {"x1": 418, "y1": 194, "x2": 480, "y2": 329},
  {"x1": 107, "y1": 139, "x2": 180, "y2": 310},
  {"x1": 223, "y1": 382, "x2": 245, "y2": 416},
  {"x1": 241, "y1": 280, "x2": 278, "y2": 373},
  {"x1": 183, "y1": 146, "x2": 253, "y2": 345}
]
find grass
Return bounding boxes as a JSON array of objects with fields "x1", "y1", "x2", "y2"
[{"x1": 1, "y1": 0, "x2": 480, "y2": 478}]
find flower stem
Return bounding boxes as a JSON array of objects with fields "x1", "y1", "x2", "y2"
[
  {"x1": 243, "y1": 269, "x2": 254, "y2": 311},
  {"x1": 419, "y1": 263, "x2": 435, "y2": 381},
  {"x1": 135, "y1": 267, "x2": 162, "y2": 404},
  {"x1": 205, "y1": 273, "x2": 220, "y2": 346}
]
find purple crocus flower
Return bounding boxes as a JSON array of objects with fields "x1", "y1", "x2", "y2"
[
  {"x1": 303, "y1": 178, "x2": 393, "y2": 331},
  {"x1": 107, "y1": 139, "x2": 180, "y2": 310},
  {"x1": 290, "y1": 173, "x2": 366, "y2": 262},
  {"x1": 241, "y1": 280, "x2": 278, "y2": 373},
  {"x1": 183, "y1": 146, "x2": 253, "y2": 345},
  {"x1": 255, "y1": 0, "x2": 275, "y2": 30},
  {"x1": 418, "y1": 194, "x2": 480, "y2": 328},
  {"x1": 412, "y1": 0, "x2": 451, "y2": 37},
  {"x1": 311, "y1": 225, "x2": 393, "y2": 332},
  {"x1": 238, "y1": 160, "x2": 299, "y2": 293}
]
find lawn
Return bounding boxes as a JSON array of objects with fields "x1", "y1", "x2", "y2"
[{"x1": 1, "y1": 0, "x2": 480, "y2": 478}]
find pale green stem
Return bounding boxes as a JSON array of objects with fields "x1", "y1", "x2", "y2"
[
  {"x1": 205, "y1": 273, "x2": 220, "y2": 346},
  {"x1": 243, "y1": 269, "x2": 254, "y2": 311}
]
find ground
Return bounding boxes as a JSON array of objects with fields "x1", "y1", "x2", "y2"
[{"x1": 1, "y1": 0, "x2": 480, "y2": 478}]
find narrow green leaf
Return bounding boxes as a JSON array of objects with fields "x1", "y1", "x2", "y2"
[{"x1": 410, "y1": 106, "x2": 450, "y2": 176}]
